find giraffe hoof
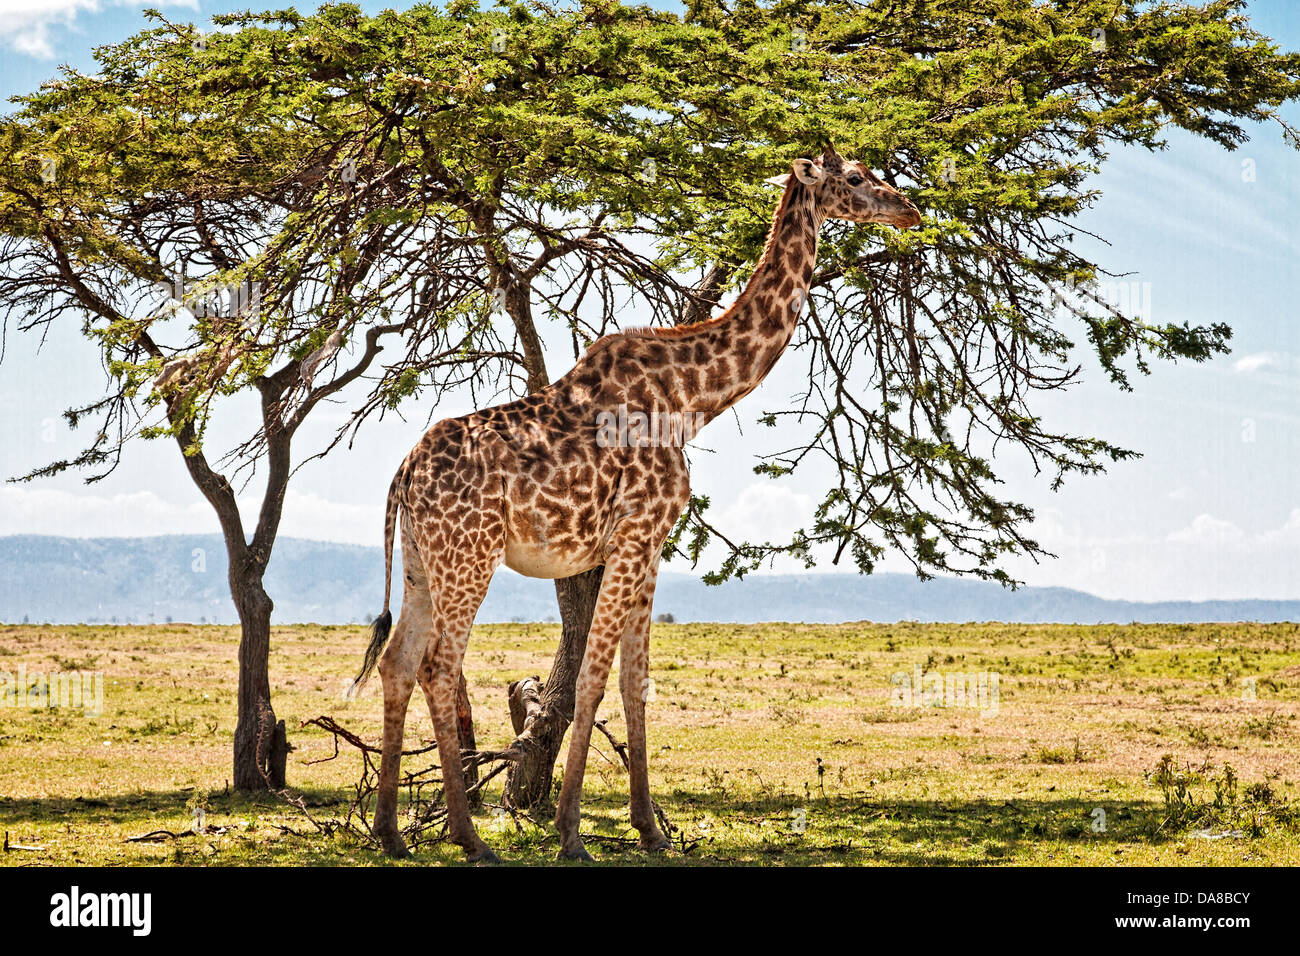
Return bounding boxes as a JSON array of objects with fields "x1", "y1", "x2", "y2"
[
  {"x1": 639, "y1": 832, "x2": 672, "y2": 853},
  {"x1": 467, "y1": 845, "x2": 501, "y2": 865},
  {"x1": 559, "y1": 845, "x2": 595, "y2": 862}
]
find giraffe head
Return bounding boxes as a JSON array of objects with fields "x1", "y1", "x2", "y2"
[{"x1": 767, "y1": 145, "x2": 922, "y2": 229}]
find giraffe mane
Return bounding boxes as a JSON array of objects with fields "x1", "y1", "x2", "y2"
[{"x1": 584, "y1": 174, "x2": 807, "y2": 356}]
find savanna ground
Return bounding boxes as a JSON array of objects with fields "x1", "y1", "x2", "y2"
[{"x1": 1, "y1": 620, "x2": 1298, "y2": 866}]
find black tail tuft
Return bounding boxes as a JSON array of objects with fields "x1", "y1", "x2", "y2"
[{"x1": 349, "y1": 610, "x2": 393, "y2": 697}]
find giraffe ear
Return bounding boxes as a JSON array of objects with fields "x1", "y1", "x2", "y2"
[
  {"x1": 765, "y1": 173, "x2": 791, "y2": 188},
  {"x1": 792, "y1": 158, "x2": 823, "y2": 185}
]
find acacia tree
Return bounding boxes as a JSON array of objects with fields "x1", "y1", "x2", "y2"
[
  {"x1": 3, "y1": 0, "x2": 1298, "y2": 810},
  {"x1": 307, "y1": 0, "x2": 1300, "y2": 806},
  {"x1": 0, "y1": 10, "x2": 514, "y2": 788},
  {"x1": 0, "y1": 2, "x2": 711, "y2": 797}
]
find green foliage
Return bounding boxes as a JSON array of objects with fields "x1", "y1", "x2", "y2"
[{"x1": 1, "y1": 0, "x2": 1298, "y2": 584}]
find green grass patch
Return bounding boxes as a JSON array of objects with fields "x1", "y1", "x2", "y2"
[{"x1": 1, "y1": 621, "x2": 1298, "y2": 865}]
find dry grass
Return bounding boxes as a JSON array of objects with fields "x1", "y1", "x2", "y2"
[{"x1": 2, "y1": 620, "x2": 1299, "y2": 865}]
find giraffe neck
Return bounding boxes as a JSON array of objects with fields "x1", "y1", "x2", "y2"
[{"x1": 676, "y1": 179, "x2": 823, "y2": 425}]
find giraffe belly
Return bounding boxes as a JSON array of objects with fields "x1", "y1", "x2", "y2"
[{"x1": 503, "y1": 541, "x2": 600, "y2": 580}]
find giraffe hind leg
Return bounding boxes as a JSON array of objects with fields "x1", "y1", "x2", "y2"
[
  {"x1": 418, "y1": 569, "x2": 499, "y2": 863},
  {"x1": 373, "y1": 509, "x2": 458, "y2": 858},
  {"x1": 407, "y1": 499, "x2": 503, "y2": 863},
  {"x1": 372, "y1": 544, "x2": 436, "y2": 858}
]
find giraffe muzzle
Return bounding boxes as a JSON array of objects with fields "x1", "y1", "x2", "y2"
[{"x1": 894, "y1": 202, "x2": 923, "y2": 230}]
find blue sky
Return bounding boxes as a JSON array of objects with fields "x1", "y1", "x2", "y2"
[{"x1": 1, "y1": 1, "x2": 1299, "y2": 602}]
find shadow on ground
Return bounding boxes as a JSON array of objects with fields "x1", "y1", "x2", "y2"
[{"x1": 1, "y1": 786, "x2": 1168, "y2": 866}]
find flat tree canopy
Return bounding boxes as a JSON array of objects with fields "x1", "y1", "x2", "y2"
[
  {"x1": 2, "y1": 0, "x2": 1297, "y2": 795},
  {"x1": 6, "y1": 0, "x2": 1299, "y2": 581}
]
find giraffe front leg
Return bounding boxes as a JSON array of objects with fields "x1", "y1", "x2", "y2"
[
  {"x1": 619, "y1": 563, "x2": 670, "y2": 852},
  {"x1": 406, "y1": 562, "x2": 499, "y2": 865},
  {"x1": 555, "y1": 545, "x2": 654, "y2": 861}
]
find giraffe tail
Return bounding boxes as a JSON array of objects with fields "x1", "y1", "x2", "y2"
[{"x1": 348, "y1": 467, "x2": 403, "y2": 697}]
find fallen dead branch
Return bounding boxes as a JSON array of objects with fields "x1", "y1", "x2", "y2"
[
  {"x1": 126, "y1": 826, "x2": 230, "y2": 843},
  {"x1": 3, "y1": 831, "x2": 45, "y2": 852},
  {"x1": 115, "y1": 713, "x2": 691, "y2": 858},
  {"x1": 274, "y1": 715, "x2": 520, "y2": 851},
  {"x1": 245, "y1": 714, "x2": 688, "y2": 857}
]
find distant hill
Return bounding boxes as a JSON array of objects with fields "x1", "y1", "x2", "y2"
[{"x1": 0, "y1": 534, "x2": 1296, "y2": 625}]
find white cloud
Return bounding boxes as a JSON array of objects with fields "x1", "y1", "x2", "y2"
[
  {"x1": 1, "y1": 2, "x2": 78, "y2": 58},
  {"x1": 1232, "y1": 351, "x2": 1291, "y2": 374},
  {"x1": 687, "y1": 483, "x2": 1300, "y2": 602},
  {"x1": 274, "y1": 490, "x2": 379, "y2": 546},
  {"x1": 0, "y1": 485, "x2": 381, "y2": 546},
  {"x1": 714, "y1": 482, "x2": 812, "y2": 545},
  {"x1": 1011, "y1": 507, "x2": 1300, "y2": 602},
  {"x1": 1167, "y1": 513, "x2": 1247, "y2": 545},
  {"x1": 0, "y1": 485, "x2": 209, "y2": 537},
  {"x1": 0, "y1": 1, "x2": 196, "y2": 59}
]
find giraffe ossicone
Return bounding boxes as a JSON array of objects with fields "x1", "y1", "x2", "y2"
[{"x1": 352, "y1": 145, "x2": 921, "y2": 862}]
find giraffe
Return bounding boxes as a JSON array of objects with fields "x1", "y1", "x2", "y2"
[{"x1": 351, "y1": 145, "x2": 921, "y2": 862}]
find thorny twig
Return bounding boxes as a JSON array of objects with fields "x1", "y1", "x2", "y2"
[{"x1": 272, "y1": 715, "x2": 518, "y2": 851}]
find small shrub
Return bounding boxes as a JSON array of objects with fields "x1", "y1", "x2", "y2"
[
  {"x1": 1243, "y1": 712, "x2": 1292, "y2": 740},
  {"x1": 1147, "y1": 754, "x2": 1300, "y2": 837}
]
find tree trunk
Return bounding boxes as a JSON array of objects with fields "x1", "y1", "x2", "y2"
[
  {"x1": 494, "y1": 261, "x2": 724, "y2": 809},
  {"x1": 486, "y1": 244, "x2": 633, "y2": 809},
  {"x1": 456, "y1": 671, "x2": 480, "y2": 807},
  {"x1": 231, "y1": 569, "x2": 281, "y2": 791},
  {"x1": 503, "y1": 566, "x2": 604, "y2": 809}
]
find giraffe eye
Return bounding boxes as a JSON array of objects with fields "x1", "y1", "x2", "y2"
[{"x1": 847, "y1": 174, "x2": 864, "y2": 186}]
